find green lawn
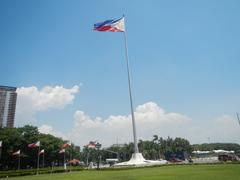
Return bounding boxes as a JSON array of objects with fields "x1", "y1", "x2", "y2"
[{"x1": 2, "y1": 164, "x2": 240, "y2": 180}]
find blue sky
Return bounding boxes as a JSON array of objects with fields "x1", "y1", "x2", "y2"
[{"x1": 1, "y1": 0, "x2": 240, "y2": 145}]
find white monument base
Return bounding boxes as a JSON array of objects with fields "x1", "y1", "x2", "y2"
[{"x1": 114, "y1": 153, "x2": 167, "y2": 167}]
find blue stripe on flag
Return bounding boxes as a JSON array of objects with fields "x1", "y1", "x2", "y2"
[
  {"x1": 94, "y1": 17, "x2": 123, "y2": 29},
  {"x1": 94, "y1": 20, "x2": 114, "y2": 29}
]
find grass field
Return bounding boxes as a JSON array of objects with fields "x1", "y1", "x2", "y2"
[{"x1": 2, "y1": 164, "x2": 240, "y2": 180}]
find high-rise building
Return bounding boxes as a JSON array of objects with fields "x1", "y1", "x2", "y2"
[{"x1": 0, "y1": 86, "x2": 17, "y2": 128}]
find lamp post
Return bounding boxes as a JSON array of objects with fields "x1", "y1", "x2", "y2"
[{"x1": 95, "y1": 143, "x2": 101, "y2": 170}]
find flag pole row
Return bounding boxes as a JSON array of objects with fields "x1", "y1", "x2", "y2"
[
  {"x1": 0, "y1": 141, "x2": 72, "y2": 171},
  {"x1": 1, "y1": 140, "x2": 100, "y2": 170}
]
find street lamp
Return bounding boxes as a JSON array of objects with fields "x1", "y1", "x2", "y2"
[{"x1": 95, "y1": 143, "x2": 101, "y2": 170}]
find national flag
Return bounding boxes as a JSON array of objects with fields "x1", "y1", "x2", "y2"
[
  {"x1": 59, "y1": 149, "x2": 65, "y2": 154},
  {"x1": 87, "y1": 141, "x2": 97, "y2": 149},
  {"x1": 28, "y1": 141, "x2": 40, "y2": 148},
  {"x1": 94, "y1": 17, "x2": 125, "y2": 32},
  {"x1": 12, "y1": 150, "x2": 20, "y2": 156},
  {"x1": 38, "y1": 149, "x2": 44, "y2": 155},
  {"x1": 62, "y1": 143, "x2": 71, "y2": 149},
  {"x1": 0, "y1": 141, "x2": 2, "y2": 148}
]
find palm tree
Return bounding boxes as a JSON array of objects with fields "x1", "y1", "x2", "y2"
[
  {"x1": 158, "y1": 137, "x2": 166, "y2": 159},
  {"x1": 152, "y1": 135, "x2": 160, "y2": 159},
  {"x1": 153, "y1": 135, "x2": 158, "y2": 142}
]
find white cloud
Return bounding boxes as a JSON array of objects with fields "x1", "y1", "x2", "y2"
[
  {"x1": 38, "y1": 124, "x2": 67, "y2": 140},
  {"x1": 16, "y1": 85, "x2": 79, "y2": 126},
  {"x1": 164, "y1": 114, "x2": 240, "y2": 144},
  {"x1": 15, "y1": 85, "x2": 240, "y2": 147},
  {"x1": 209, "y1": 115, "x2": 240, "y2": 143},
  {"x1": 41, "y1": 102, "x2": 240, "y2": 147},
  {"x1": 69, "y1": 102, "x2": 191, "y2": 147}
]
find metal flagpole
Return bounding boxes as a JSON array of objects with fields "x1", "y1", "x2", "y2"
[
  {"x1": 123, "y1": 22, "x2": 139, "y2": 154},
  {"x1": 69, "y1": 141, "x2": 72, "y2": 172},
  {"x1": 86, "y1": 151, "x2": 89, "y2": 167},
  {"x1": 18, "y1": 153, "x2": 20, "y2": 170},
  {"x1": 37, "y1": 145, "x2": 40, "y2": 175},
  {"x1": 236, "y1": 112, "x2": 240, "y2": 155},
  {"x1": 43, "y1": 152, "x2": 44, "y2": 168},
  {"x1": 236, "y1": 112, "x2": 240, "y2": 126},
  {"x1": 0, "y1": 141, "x2": 2, "y2": 161},
  {"x1": 63, "y1": 151, "x2": 65, "y2": 170}
]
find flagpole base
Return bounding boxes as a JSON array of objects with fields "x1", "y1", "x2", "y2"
[{"x1": 114, "y1": 153, "x2": 167, "y2": 167}]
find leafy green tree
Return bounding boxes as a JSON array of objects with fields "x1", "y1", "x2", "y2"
[
  {"x1": 0, "y1": 127, "x2": 23, "y2": 169},
  {"x1": 0, "y1": 125, "x2": 69, "y2": 170}
]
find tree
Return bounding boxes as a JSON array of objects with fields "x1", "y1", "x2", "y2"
[
  {"x1": 152, "y1": 135, "x2": 160, "y2": 159},
  {"x1": 0, "y1": 125, "x2": 67, "y2": 170},
  {"x1": 0, "y1": 127, "x2": 23, "y2": 169}
]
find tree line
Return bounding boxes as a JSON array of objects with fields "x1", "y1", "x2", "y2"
[{"x1": 0, "y1": 125, "x2": 240, "y2": 170}]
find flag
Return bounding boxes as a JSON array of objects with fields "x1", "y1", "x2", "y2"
[
  {"x1": 12, "y1": 150, "x2": 20, "y2": 156},
  {"x1": 0, "y1": 141, "x2": 2, "y2": 148},
  {"x1": 28, "y1": 141, "x2": 40, "y2": 148},
  {"x1": 59, "y1": 149, "x2": 65, "y2": 154},
  {"x1": 87, "y1": 141, "x2": 97, "y2": 149},
  {"x1": 38, "y1": 149, "x2": 44, "y2": 155},
  {"x1": 62, "y1": 143, "x2": 71, "y2": 149},
  {"x1": 94, "y1": 17, "x2": 125, "y2": 32}
]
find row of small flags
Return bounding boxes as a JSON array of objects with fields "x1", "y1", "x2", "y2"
[
  {"x1": 0, "y1": 140, "x2": 98, "y2": 156},
  {"x1": 59, "y1": 141, "x2": 98, "y2": 153},
  {"x1": 11, "y1": 149, "x2": 45, "y2": 156},
  {"x1": 12, "y1": 141, "x2": 42, "y2": 156},
  {"x1": 0, "y1": 141, "x2": 72, "y2": 156}
]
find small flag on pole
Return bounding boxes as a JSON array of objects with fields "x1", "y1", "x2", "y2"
[
  {"x1": 12, "y1": 150, "x2": 20, "y2": 156},
  {"x1": 38, "y1": 149, "x2": 45, "y2": 155},
  {"x1": 86, "y1": 141, "x2": 97, "y2": 149},
  {"x1": 59, "y1": 149, "x2": 65, "y2": 154},
  {"x1": 62, "y1": 143, "x2": 71, "y2": 149},
  {"x1": 28, "y1": 141, "x2": 40, "y2": 148},
  {"x1": 94, "y1": 17, "x2": 125, "y2": 32}
]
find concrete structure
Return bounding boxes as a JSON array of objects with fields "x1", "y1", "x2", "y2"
[
  {"x1": 0, "y1": 86, "x2": 17, "y2": 128},
  {"x1": 115, "y1": 153, "x2": 167, "y2": 167},
  {"x1": 192, "y1": 149, "x2": 239, "y2": 163}
]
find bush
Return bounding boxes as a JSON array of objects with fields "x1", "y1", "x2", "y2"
[{"x1": 0, "y1": 167, "x2": 84, "y2": 178}]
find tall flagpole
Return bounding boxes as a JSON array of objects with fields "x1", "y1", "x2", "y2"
[
  {"x1": 123, "y1": 20, "x2": 139, "y2": 154},
  {"x1": 237, "y1": 113, "x2": 240, "y2": 124},
  {"x1": 69, "y1": 141, "x2": 72, "y2": 172}
]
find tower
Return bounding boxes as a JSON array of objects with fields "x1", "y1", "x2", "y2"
[{"x1": 0, "y1": 85, "x2": 17, "y2": 128}]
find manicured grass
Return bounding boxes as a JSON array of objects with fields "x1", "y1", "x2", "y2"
[{"x1": 2, "y1": 164, "x2": 240, "y2": 180}]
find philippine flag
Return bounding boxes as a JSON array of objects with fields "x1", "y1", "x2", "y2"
[
  {"x1": 59, "y1": 149, "x2": 65, "y2": 154},
  {"x1": 94, "y1": 17, "x2": 125, "y2": 32},
  {"x1": 38, "y1": 149, "x2": 45, "y2": 155},
  {"x1": 62, "y1": 143, "x2": 71, "y2": 149},
  {"x1": 28, "y1": 141, "x2": 40, "y2": 148},
  {"x1": 12, "y1": 150, "x2": 20, "y2": 156}
]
